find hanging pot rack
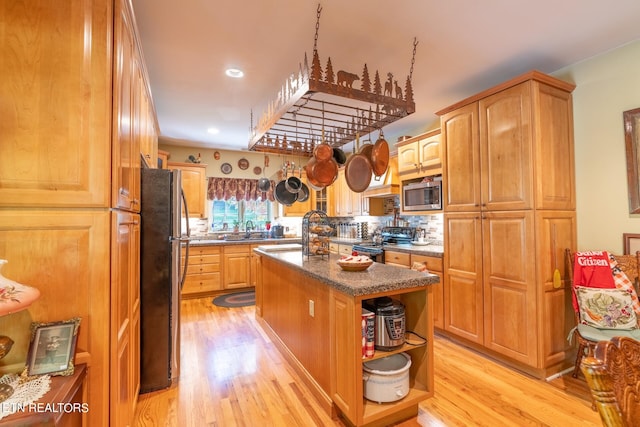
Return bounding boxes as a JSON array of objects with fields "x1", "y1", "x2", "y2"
[{"x1": 248, "y1": 4, "x2": 418, "y2": 157}]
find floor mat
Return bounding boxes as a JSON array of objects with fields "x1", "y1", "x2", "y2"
[{"x1": 212, "y1": 291, "x2": 255, "y2": 308}]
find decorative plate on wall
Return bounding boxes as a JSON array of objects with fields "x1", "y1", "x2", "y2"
[
  {"x1": 221, "y1": 163, "x2": 232, "y2": 174},
  {"x1": 253, "y1": 166, "x2": 262, "y2": 175},
  {"x1": 238, "y1": 158, "x2": 249, "y2": 170}
]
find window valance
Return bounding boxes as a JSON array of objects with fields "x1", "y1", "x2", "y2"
[{"x1": 207, "y1": 177, "x2": 276, "y2": 202}]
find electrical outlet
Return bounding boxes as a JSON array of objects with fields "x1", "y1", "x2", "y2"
[{"x1": 309, "y1": 299, "x2": 315, "y2": 317}]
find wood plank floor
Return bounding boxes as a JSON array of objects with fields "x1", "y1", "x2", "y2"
[{"x1": 134, "y1": 297, "x2": 602, "y2": 426}]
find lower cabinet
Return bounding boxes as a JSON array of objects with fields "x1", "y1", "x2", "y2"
[
  {"x1": 384, "y1": 250, "x2": 411, "y2": 268},
  {"x1": 330, "y1": 242, "x2": 354, "y2": 256},
  {"x1": 223, "y1": 244, "x2": 252, "y2": 289},
  {"x1": 411, "y1": 255, "x2": 443, "y2": 330},
  {"x1": 182, "y1": 245, "x2": 222, "y2": 298}
]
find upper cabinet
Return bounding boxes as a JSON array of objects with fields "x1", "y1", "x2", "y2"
[
  {"x1": 168, "y1": 162, "x2": 207, "y2": 218},
  {"x1": 397, "y1": 129, "x2": 442, "y2": 178},
  {"x1": 0, "y1": 0, "x2": 112, "y2": 208},
  {"x1": 440, "y1": 75, "x2": 576, "y2": 213}
]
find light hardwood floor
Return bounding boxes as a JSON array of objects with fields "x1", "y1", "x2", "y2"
[{"x1": 134, "y1": 297, "x2": 601, "y2": 426}]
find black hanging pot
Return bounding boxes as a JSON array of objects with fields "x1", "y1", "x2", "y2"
[
  {"x1": 274, "y1": 180, "x2": 298, "y2": 206},
  {"x1": 258, "y1": 177, "x2": 271, "y2": 192},
  {"x1": 333, "y1": 147, "x2": 347, "y2": 165}
]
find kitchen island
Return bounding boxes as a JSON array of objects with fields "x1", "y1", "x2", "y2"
[{"x1": 254, "y1": 249, "x2": 439, "y2": 427}]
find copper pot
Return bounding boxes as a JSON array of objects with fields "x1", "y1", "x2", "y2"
[
  {"x1": 371, "y1": 136, "x2": 390, "y2": 176},
  {"x1": 344, "y1": 153, "x2": 372, "y2": 193},
  {"x1": 306, "y1": 156, "x2": 338, "y2": 187},
  {"x1": 314, "y1": 142, "x2": 333, "y2": 161}
]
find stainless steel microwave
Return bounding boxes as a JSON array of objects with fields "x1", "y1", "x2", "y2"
[{"x1": 402, "y1": 177, "x2": 442, "y2": 211}]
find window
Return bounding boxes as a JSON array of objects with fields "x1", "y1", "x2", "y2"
[{"x1": 210, "y1": 197, "x2": 272, "y2": 231}]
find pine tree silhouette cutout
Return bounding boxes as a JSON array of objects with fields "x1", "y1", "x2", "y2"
[
  {"x1": 373, "y1": 71, "x2": 382, "y2": 95},
  {"x1": 361, "y1": 64, "x2": 371, "y2": 93},
  {"x1": 405, "y1": 76, "x2": 414, "y2": 104},
  {"x1": 311, "y1": 50, "x2": 322, "y2": 81},
  {"x1": 325, "y1": 57, "x2": 335, "y2": 84}
]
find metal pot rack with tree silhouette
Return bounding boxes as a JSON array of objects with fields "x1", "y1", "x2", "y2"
[{"x1": 248, "y1": 4, "x2": 418, "y2": 157}]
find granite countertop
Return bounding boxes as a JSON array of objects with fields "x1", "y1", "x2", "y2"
[
  {"x1": 254, "y1": 249, "x2": 439, "y2": 297},
  {"x1": 187, "y1": 237, "x2": 302, "y2": 246}
]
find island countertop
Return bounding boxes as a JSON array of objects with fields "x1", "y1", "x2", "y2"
[{"x1": 254, "y1": 249, "x2": 439, "y2": 297}]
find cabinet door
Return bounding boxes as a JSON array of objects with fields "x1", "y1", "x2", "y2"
[
  {"x1": 443, "y1": 212, "x2": 484, "y2": 343},
  {"x1": 113, "y1": 1, "x2": 141, "y2": 212},
  {"x1": 533, "y1": 82, "x2": 576, "y2": 210},
  {"x1": 0, "y1": 0, "x2": 111, "y2": 208},
  {"x1": 482, "y1": 210, "x2": 537, "y2": 365},
  {"x1": 111, "y1": 210, "x2": 140, "y2": 427},
  {"x1": 441, "y1": 103, "x2": 481, "y2": 212},
  {"x1": 418, "y1": 134, "x2": 442, "y2": 170},
  {"x1": 479, "y1": 82, "x2": 532, "y2": 211},
  {"x1": 224, "y1": 251, "x2": 251, "y2": 289},
  {"x1": 169, "y1": 163, "x2": 206, "y2": 218},
  {"x1": 397, "y1": 142, "x2": 419, "y2": 174},
  {"x1": 412, "y1": 255, "x2": 443, "y2": 330},
  {"x1": 0, "y1": 210, "x2": 110, "y2": 426}
]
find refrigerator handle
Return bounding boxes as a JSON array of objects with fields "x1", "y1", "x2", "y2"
[{"x1": 180, "y1": 189, "x2": 190, "y2": 289}]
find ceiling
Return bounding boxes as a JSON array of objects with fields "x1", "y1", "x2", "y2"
[{"x1": 131, "y1": 0, "x2": 640, "y2": 153}]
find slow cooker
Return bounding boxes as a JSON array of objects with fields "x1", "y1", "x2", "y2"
[
  {"x1": 363, "y1": 352, "x2": 411, "y2": 403},
  {"x1": 365, "y1": 297, "x2": 406, "y2": 351}
]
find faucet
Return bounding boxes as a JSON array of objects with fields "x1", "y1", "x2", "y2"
[{"x1": 245, "y1": 220, "x2": 254, "y2": 234}]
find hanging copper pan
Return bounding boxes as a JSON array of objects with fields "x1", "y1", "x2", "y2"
[
  {"x1": 307, "y1": 157, "x2": 338, "y2": 187},
  {"x1": 313, "y1": 142, "x2": 333, "y2": 161},
  {"x1": 370, "y1": 134, "x2": 390, "y2": 176},
  {"x1": 344, "y1": 137, "x2": 372, "y2": 193}
]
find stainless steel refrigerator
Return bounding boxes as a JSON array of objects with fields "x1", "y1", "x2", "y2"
[{"x1": 140, "y1": 168, "x2": 190, "y2": 393}]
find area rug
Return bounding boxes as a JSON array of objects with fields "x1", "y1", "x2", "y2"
[{"x1": 212, "y1": 291, "x2": 255, "y2": 308}]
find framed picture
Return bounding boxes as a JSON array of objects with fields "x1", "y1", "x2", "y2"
[
  {"x1": 623, "y1": 233, "x2": 640, "y2": 255},
  {"x1": 623, "y1": 108, "x2": 640, "y2": 214},
  {"x1": 25, "y1": 317, "x2": 80, "y2": 376}
]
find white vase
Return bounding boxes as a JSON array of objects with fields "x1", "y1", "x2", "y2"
[{"x1": 0, "y1": 259, "x2": 40, "y2": 316}]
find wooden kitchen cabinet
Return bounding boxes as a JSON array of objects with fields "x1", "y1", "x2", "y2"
[
  {"x1": 397, "y1": 129, "x2": 442, "y2": 178},
  {"x1": 411, "y1": 254, "x2": 443, "y2": 330},
  {"x1": 438, "y1": 70, "x2": 577, "y2": 378},
  {"x1": 168, "y1": 162, "x2": 207, "y2": 218},
  {"x1": 157, "y1": 150, "x2": 170, "y2": 169},
  {"x1": 250, "y1": 243, "x2": 274, "y2": 286},
  {"x1": 0, "y1": 0, "x2": 158, "y2": 425},
  {"x1": 223, "y1": 245, "x2": 252, "y2": 289},
  {"x1": 111, "y1": 210, "x2": 141, "y2": 427},
  {"x1": 182, "y1": 245, "x2": 222, "y2": 298},
  {"x1": 384, "y1": 250, "x2": 411, "y2": 268}
]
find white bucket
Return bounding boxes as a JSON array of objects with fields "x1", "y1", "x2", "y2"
[{"x1": 362, "y1": 352, "x2": 411, "y2": 403}]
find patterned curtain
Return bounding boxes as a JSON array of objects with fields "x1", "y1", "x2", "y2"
[{"x1": 206, "y1": 177, "x2": 276, "y2": 202}]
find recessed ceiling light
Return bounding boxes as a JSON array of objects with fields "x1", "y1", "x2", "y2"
[
  {"x1": 225, "y1": 68, "x2": 244, "y2": 78},
  {"x1": 207, "y1": 127, "x2": 219, "y2": 134}
]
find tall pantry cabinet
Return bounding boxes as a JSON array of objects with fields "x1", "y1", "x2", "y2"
[
  {"x1": 0, "y1": 1, "x2": 156, "y2": 426},
  {"x1": 437, "y1": 71, "x2": 577, "y2": 378}
]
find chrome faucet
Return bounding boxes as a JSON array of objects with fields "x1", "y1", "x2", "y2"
[{"x1": 245, "y1": 220, "x2": 254, "y2": 232}]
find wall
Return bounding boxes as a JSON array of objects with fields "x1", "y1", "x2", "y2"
[{"x1": 554, "y1": 40, "x2": 640, "y2": 252}]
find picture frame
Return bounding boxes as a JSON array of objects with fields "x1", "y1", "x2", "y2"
[
  {"x1": 25, "y1": 317, "x2": 80, "y2": 376},
  {"x1": 623, "y1": 108, "x2": 640, "y2": 214},
  {"x1": 623, "y1": 233, "x2": 640, "y2": 255}
]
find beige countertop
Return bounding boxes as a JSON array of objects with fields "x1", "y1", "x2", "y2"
[{"x1": 254, "y1": 249, "x2": 439, "y2": 297}]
